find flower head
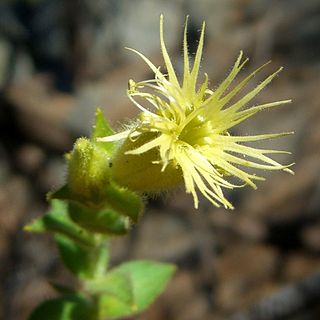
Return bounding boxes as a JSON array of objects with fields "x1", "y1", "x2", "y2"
[{"x1": 100, "y1": 15, "x2": 293, "y2": 209}]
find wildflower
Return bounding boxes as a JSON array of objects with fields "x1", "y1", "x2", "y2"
[{"x1": 100, "y1": 15, "x2": 293, "y2": 209}]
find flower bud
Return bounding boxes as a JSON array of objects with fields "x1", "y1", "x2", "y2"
[{"x1": 67, "y1": 138, "x2": 111, "y2": 202}]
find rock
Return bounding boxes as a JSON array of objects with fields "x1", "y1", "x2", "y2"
[
  {"x1": 0, "y1": 176, "x2": 39, "y2": 320},
  {"x1": 166, "y1": 272, "x2": 209, "y2": 320},
  {"x1": 73, "y1": 0, "x2": 182, "y2": 78},
  {"x1": 15, "y1": 144, "x2": 46, "y2": 175},
  {"x1": 302, "y1": 224, "x2": 320, "y2": 253},
  {"x1": 215, "y1": 244, "x2": 280, "y2": 311},
  {"x1": 0, "y1": 36, "x2": 12, "y2": 89},
  {"x1": 37, "y1": 156, "x2": 66, "y2": 192},
  {"x1": 9, "y1": 50, "x2": 34, "y2": 84},
  {"x1": 0, "y1": 233, "x2": 9, "y2": 276},
  {"x1": 210, "y1": 212, "x2": 267, "y2": 242},
  {"x1": 165, "y1": 191, "x2": 195, "y2": 213},
  {"x1": 68, "y1": 61, "x2": 147, "y2": 137},
  {"x1": 10, "y1": 277, "x2": 55, "y2": 320},
  {"x1": 0, "y1": 145, "x2": 10, "y2": 184},
  {"x1": 210, "y1": 209, "x2": 235, "y2": 229},
  {"x1": 109, "y1": 234, "x2": 132, "y2": 265},
  {"x1": 133, "y1": 210, "x2": 196, "y2": 261},
  {"x1": 230, "y1": 272, "x2": 320, "y2": 320},
  {"x1": 241, "y1": 155, "x2": 320, "y2": 224},
  {"x1": 0, "y1": 176, "x2": 29, "y2": 236},
  {"x1": 6, "y1": 76, "x2": 75, "y2": 151},
  {"x1": 235, "y1": 216, "x2": 267, "y2": 242},
  {"x1": 283, "y1": 254, "x2": 320, "y2": 282},
  {"x1": 141, "y1": 271, "x2": 209, "y2": 320}
]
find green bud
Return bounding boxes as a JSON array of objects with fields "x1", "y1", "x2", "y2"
[
  {"x1": 65, "y1": 136, "x2": 143, "y2": 226},
  {"x1": 67, "y1": 138, "x2": 111, "y2": 202}
]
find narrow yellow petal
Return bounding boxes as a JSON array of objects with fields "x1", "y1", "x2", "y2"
[
  {"x1": 225, "y1": 67, "x2": 283, "y2": 114},
  {"x1": 189, "y1": 21, "x2": 206, "y2": 91},
  {"x1": 183, "y1": 15, "x2": 190, "y2": 85},
  {"x1": 207, "y1": 51, "x2": 246, "y2": 104},
  {"x1": 97, "y1": 130, "x2": 132, "y2": 142},
  {"x1": 125, "y1": 135, "x2": 166, "y2": 155},
  {"x1": 215, "y1": 100, "x2": 292, "y2": 132},
  {"x1": 159, "y1": 14, "x2": 180, "y2": 87},
  {"x1": 222, "y1": 152, "x2": 293, "y2": 171},
  {"x1": 218, "y1": 61, "x2": 271, "y2": 107},
  {"x1": 126, "y1": 47, "x2": 164, "y2": 80}
]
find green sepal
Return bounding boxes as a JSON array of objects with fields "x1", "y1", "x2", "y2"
[
  {"x1": 28, "y1": 295, "x2": 95, "y2": 320},
  {"x1": 24, "y1": 200, "x2": 95, "y2": 247},
  {"x1": 48, "y1": 185, "x2": 95, "y2": 207},
  {"x1": 103, "y1": 181, "x2": 143, "y2": 223},
  {"x1": 68, "y1": 201, "x2": 129, "y2": 235},
  {"x1": 55, "y1": 234, "x2": 109, "y2": 280},
  {"x1": 48, "y1": 185, "x2": 75, "y2": 202},
  {"x1": 85, "y1": 260, "x2": 176, "y2": 318},
  {"x1": 50, "y1": 182, "x2": 143, "y2": 224},
  {"x1": 92, "y1": 108, "x2": 115, "y2": 154}
]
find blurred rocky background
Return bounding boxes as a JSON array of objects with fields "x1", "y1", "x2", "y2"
[{"x1": 1, "y1": 0, "x2": 320, "y2": 319}]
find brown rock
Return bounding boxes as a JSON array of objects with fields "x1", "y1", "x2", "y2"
[
  {"x1": 10, "y1": 278, "x2": 55, "y2": 320},
  {"x1": 15, "y1": 144, "x2": 45, "y2": 175},
  {"x1": 235, "y1": 215, "x2": 267, "y2": 241},
  {"x1": 215, "y1": 244, "x2": 280, "y2": 311},
  {"x1": 242, "y1": 155, "x2": 320, "y2": 223},
  {"x1": 209, "y1": 209, "x2": 234, "y2": 229},
  {"x1": 210, "y1": 212, "x2": 267, "y2": 242},
  {"x1": 140, "y1": 271, "x2": 209, "y2": 320},
  {"x1": 302, "y1": 224, "x2": 320, "y2": 253},
  {"x1": 6, "y1": 76, "x2": 75, "y2": 150},
  {"x1": 0, "y1": 176, "x2": 29, "y2": 235},
  {"x1": 283, "y1": 253, "x2": 320, "y2": 282},
  {"x1": 133, "y1": 211, "x2": 196, "y2": 261},
  {"x1": 109, "y1": 234, "x2": 132, "y2": 264},
  {"x1": 37, "y1": 157, "x2": 66, "y2": 192}
]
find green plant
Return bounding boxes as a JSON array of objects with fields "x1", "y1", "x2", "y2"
[{"x1": 25, "y1": 15, "x2": 293, "y2": 319}]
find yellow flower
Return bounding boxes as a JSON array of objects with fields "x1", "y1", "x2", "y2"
[{"x1": 100, "y1": 15, "x2": 294, "y2": 209}]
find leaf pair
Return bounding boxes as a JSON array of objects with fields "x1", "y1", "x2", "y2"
[{"x1": 28, "y1": 260, "x2": 176, "y2": 320}]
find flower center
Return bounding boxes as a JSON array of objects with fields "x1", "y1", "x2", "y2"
[{"x1": 177, "y1": 114, "x2": 210, "y2": 147}]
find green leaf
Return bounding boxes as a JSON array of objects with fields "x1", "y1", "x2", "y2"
[
  {"x1": 111, "y1": 261, "x2": 176, "y2": 312},
  {"x1": 103, "y1": 181, "x2": 143, "y2": 223},
  {"x1": 86, "y1": 272, "x2": 133, "y2": 303},
  {"x1": 86, "y1": 260, "x2": 176, "y2": 318},
  {"x1": 28, "y1": 296, "x2": 95, "y2": 320},
  {"x1": 98, "y1": 294, "x2": 135, "y2": 319},
  {"x1": 25, "y1": 200, "x2": 95, "y2": 247},
  {"x1": 55, "y1": 235, "x2": 109, "y2": 280},
  {"x1": 68, "y1": 201, "x2": 129, "y2": 235},
  {"x1": 92, "y1": 108, "x2": 115, "y2": 154},
  {"x1": 86, "y1": 273, "x2": 135, "y2": 318},
  {"x1": 49, "y1": 185, "x2": 96, "y2": 206}
]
